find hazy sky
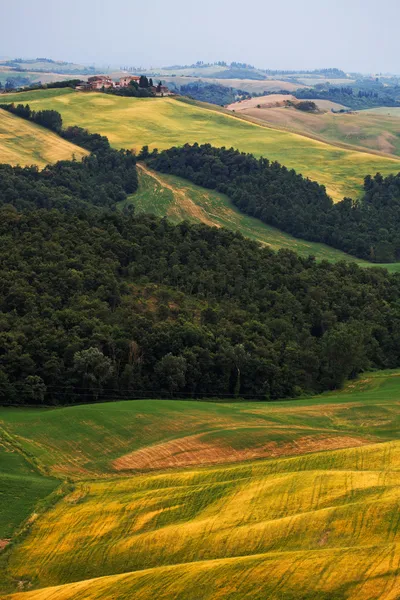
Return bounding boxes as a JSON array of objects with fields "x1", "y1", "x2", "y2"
[{"x1": 2, "y1": 0, "x2": 399, "y2": 73}]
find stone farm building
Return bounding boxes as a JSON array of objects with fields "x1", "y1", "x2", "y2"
[
  {"x1": 119, "y1": 75, "x2": 141, "y2": 87},
  {"x1": 86, "y1": 75, "x2": 114, "y2": 90}
]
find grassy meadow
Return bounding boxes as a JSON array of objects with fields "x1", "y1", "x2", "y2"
[
  {"x1": 0, "y1": 371, "x2": 400, "y2": 598},
  {"x1": 0, "y1": 438, "x2": 58, "y2": 541},
  {"x1": 4, "y1": 88, "x2": 400, "y2": 201},
  {"x1": 125, "y1": 165, "x2": 365, "y2": 262},
  {"x1": 0, "y1": 108, "x2": 88, "y2": 167},
  {"x1": 1, "y1": 371, "x2": 400, "y2": 480}
]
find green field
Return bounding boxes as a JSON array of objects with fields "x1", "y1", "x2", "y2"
[
  {"x1": 0, "y1": 108, "x2": 88, "y2": 167},
  {"x1": 1, "y1": 371, "x2": 400, "y2": 598},
  {"x1": 126, "y1": 165, "x2": 365, "y2": 263},
  {"x1": 0, "y1": 433, "x2": 58, "y2": 543},
  {"x1": 129, "y1": 165, "x2": 400, "y2": 272},
  {"x1": 4, "y1": 88, "x2": 400, "y2": 201}
]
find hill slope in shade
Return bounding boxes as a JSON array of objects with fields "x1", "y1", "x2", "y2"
[
  {"x1": 0, "y1": 440, "x2": 58, "y2": 542},
  {"x1": 4, "y1": 88, "x2": 400, "y2": 201},
  {"x1": 0, "y1": 109, "x2": 88, "y2": 166}
]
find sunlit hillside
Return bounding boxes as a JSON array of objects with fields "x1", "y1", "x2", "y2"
[
  {"x1": 0, "y1": 108, "x2": 88, "y2": 166},
  {"x1": 4, "y1": 88, "x2": 400, "y2": 201},
  {"x1": 0, "y1": 371, "x2": 400, "y2": 599}
]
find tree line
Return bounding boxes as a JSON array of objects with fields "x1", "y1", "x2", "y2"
[{"x1": 144, "y1": 143, "x2": 400, "y2": 262}]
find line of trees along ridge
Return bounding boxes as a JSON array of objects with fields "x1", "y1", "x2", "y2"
[{"x1": 143, "y1": 143, "x2": 400, "y2": 262}]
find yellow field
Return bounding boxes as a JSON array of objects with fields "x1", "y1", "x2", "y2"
[
  {"x1": 0, "y1": 109, "x2": 88, "y2": 166},
  {"x1": 4, "y1": 89, "x2": 400, "y2": 201},
  {"x1": 2, "y1": 441, "x2": 400, "y2": 599},
  {"x1": 1, "y1": 372, "x2": 400, "y2": 598}
]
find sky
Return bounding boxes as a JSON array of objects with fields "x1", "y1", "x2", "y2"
[{"x1": 1, "y1": 0, "x2": 399, "y2": 73}]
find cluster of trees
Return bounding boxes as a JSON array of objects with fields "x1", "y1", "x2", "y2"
[
  {"x1": 0, "y1": 118, "x2": 137, "y2": 213},
  {"x1": 177, "y1": 82, "x2": 250, "y2": 106},
  {"x1": 0, "y1": 102, "x2": 63, "y2": 132},
  {"x1": 144, "y1": 143, "x2": 400, "y2": 262},
  {"x1": 294, "y1": 100, "x2": 318, "y2": 112},
  {"x1": 294, "y1": 86, "x2": 400, "y2": 109},
  {"x1": 0, "y1": 77, "x2": 31, "y2": 91},
  {"x1": 3, "y1": 204, "x2": 400, "y2": 405}
]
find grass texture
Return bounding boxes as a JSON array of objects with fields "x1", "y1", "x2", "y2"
[
  {"x1": 1, "y1": 371, "x2": 400, "y2": 598},
  {"x1": 0, "y1": 109, "x2": 87, "y2": 167}
]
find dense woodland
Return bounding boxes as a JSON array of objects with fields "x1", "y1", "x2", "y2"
[
  {"x1": 145, "y1": 143, "x2": 400, "y2": 262},
  {"x1": 3, "y1": 205, "x2": 400, "y2": 405},
  {"x1": 175, "y1": 82, "x2": 250, "y2": 106},
  {"x1": 3, "y1": 114, "x2": 400, "y2": 404}
]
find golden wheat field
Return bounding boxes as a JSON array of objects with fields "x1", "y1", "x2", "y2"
[
  {"x1": 1, "y1": 372, "x2": 400, "y2": 599},
  {"x1": 0, "y1": 109, "x2": 88, "y2": 166}
]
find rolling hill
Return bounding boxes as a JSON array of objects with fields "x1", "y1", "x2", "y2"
[
  {"x1": 227, "y1": 103, "x2": 400, "y2": 157},
  {"x1": 3, "y1": 88, "x2": 400, "y2": 201},
  {"x1": 0, "y1": 108, "x2": 88, "y2": 166},
  {"x1": 127, "y1": 164, "x2": 365, "y2": 263},
  {"x1": 0, "y1": 371, "x2": 400, "y2": 598}
]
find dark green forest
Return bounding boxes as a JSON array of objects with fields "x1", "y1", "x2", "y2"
[
  {"x1": 145, "y1": 143, "x2": 400, "y2": 262},
  {"x1": 3, "y1": 206, "x2": 400, "y2": 405},
  {"x1": 2, "y1": 113, "x2": 400, "y2": 405},
  {"x1": 293, "y1": 85, "x2": 400, "y2": 109}
]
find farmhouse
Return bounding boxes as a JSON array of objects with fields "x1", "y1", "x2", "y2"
[
  {"x1": 119, "y1": 75, "x2": 141, "y2": 87},
  {"x1": 87, "y1": 75, "x2": 115, "y2": 90},
  {"x1": 154, "y1": 85, "x2": 172, "y2": 97}
]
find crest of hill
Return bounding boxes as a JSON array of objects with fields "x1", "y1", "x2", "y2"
[{"x1": 233, "y1": 102, "x2": 400, "y2": 157}]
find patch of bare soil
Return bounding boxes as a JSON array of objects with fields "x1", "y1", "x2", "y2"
[
  {"x1": 112, "y1": 432, "x2": 369, "y2": 472},
  {"x1": 0, "y1": 539, "x2": 10, "y2": 551}
]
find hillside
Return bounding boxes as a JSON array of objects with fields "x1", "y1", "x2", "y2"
[
  {"x1": 160, "y1": 75, "x2": 306, "y2": 94},
  {"x1": 0, "y1": 108, "x2": 88, "y2": 166},
  {"x1": 128, "y1": 164, "x2": 364, "y2": 263},
  {"x1": 0, "y1": 371, "x2": 400, "y2": 598},
  {"x1": 230, "y1": 103, "x2": 400, "y2": 157},
  {"x1": 226, "y1": 94, "x2": 347, "y2": 112},
  {"x1": 3, "y1": 88, "x2": 400, "y2": 201}
]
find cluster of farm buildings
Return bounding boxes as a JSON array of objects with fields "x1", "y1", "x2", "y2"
[{"x1": 77, "y1": 75, "x2": 171, "y2": 96}]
